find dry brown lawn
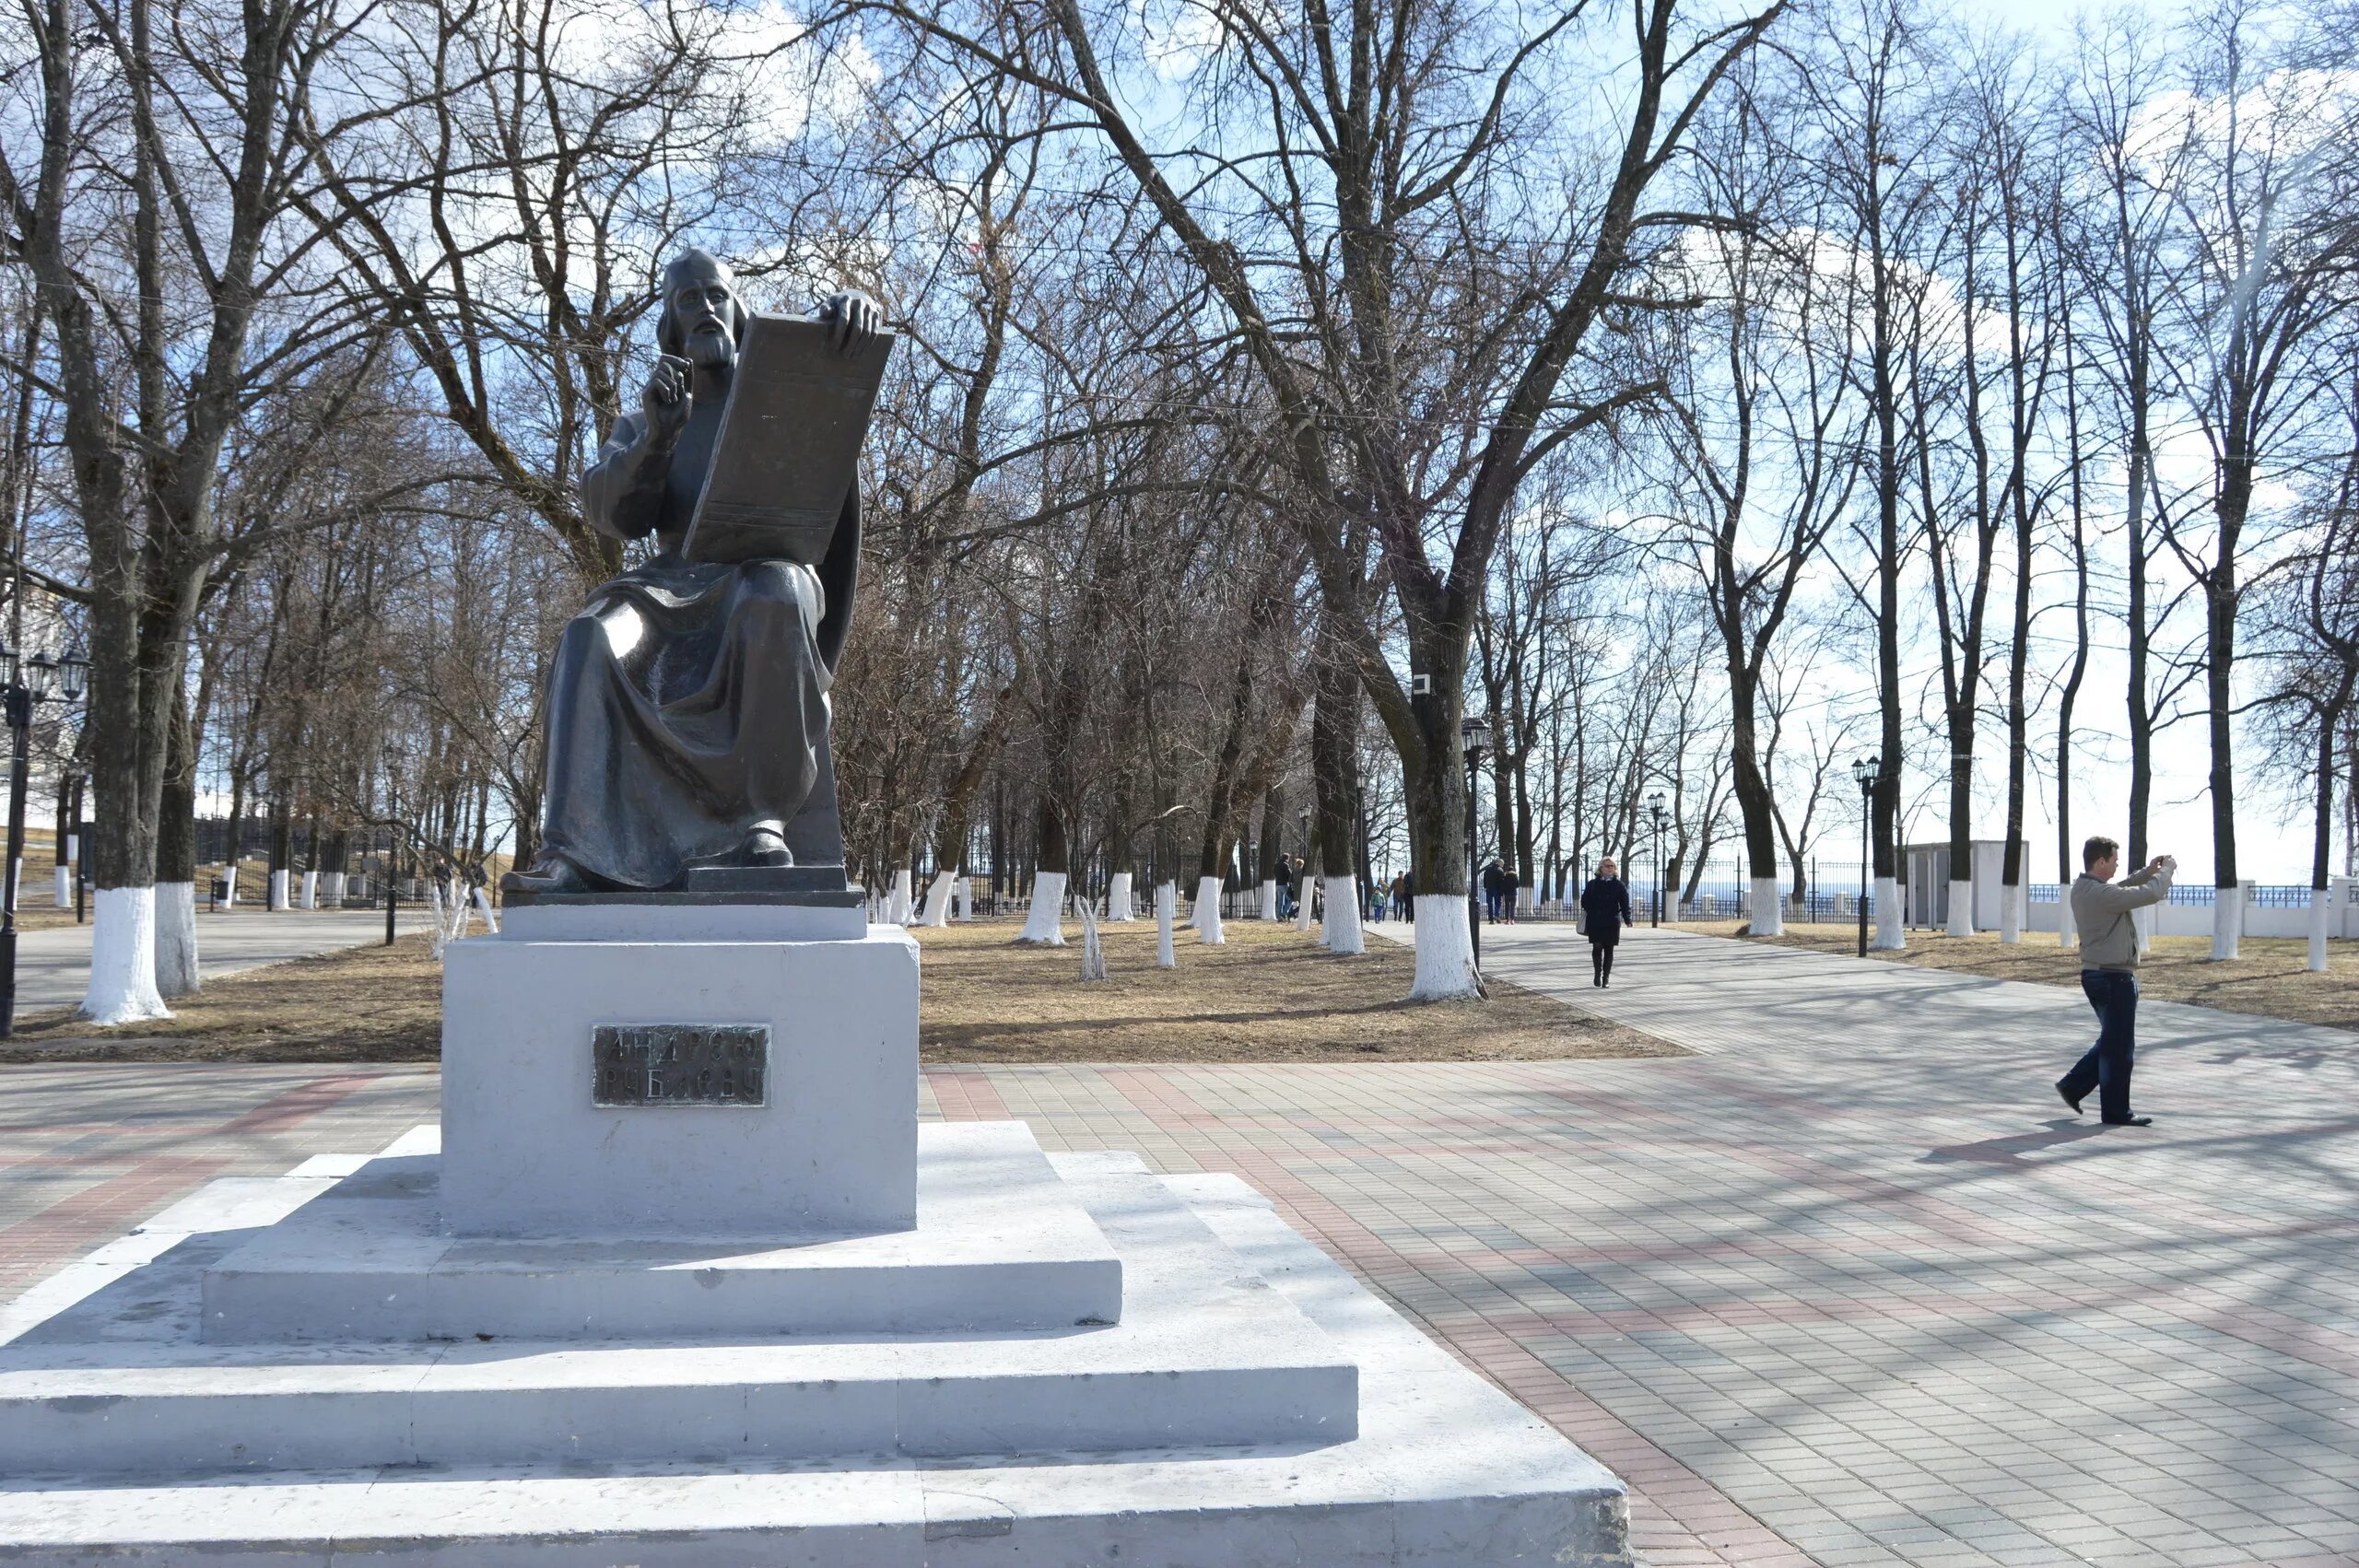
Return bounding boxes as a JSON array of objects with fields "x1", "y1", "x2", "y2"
[
  {"x1": 2, "y1": 916, "x2": 1682, "y2": 1065},
  {"x1": 912, "y1": 917, "x2": 1679, "y2": 1063},
  {"x1": 1675, "y1": 919, "x2": 2359, "y2": 1032}
]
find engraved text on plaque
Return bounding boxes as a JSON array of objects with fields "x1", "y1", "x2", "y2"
[{"x1": 593, "y1": 1024, "x2": 769, "y2": 1107}]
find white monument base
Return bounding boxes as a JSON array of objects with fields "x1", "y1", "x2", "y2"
[
  {"x1": 0, "y1": 896, "x2": 1632, "y2": 1563},
  {"x1": 441, "y1": 918, "x2": 915, "y2": 1237},
  {"x1": 0, "y1": 1144, "x2": 1630, "y2": 1564}
]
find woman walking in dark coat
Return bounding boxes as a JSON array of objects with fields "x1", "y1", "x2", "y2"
[{"x1": 1579, "y1": 857, "x2": 1634, "y2": 988}]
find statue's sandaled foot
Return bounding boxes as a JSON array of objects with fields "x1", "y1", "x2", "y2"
[
  {"x1": 740, "y1": 824, "x2": 793, "y2": 868},
  {"x1": 501, "y1": 857, "x2": 591, "y2": 895}
]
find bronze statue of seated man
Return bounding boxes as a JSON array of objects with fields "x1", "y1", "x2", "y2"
[{"x1": 503, "y1": 249, "x2": 881, "y2": 896}]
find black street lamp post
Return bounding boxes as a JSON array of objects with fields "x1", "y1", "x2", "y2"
[
  {"x1": 1851, "y1": 755, "x2": 1882, "y2": 958},
  {"x1": 383, "y1": 751, "x2": 400, "y2": 948},
  {"x1": 1647, "y1": 790, "x2": 1668, "y2": 927},
  {"x1": 0, "y1": 644, "x2": 88, "y2": 1038},
  {"x1": 1461, "y1": 715, "x2": 1492, "y2": 970}
]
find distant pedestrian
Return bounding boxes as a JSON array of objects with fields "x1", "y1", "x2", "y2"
[
  {"x1": 1482, "y1": 859, "x2": 1508, "y2": 923},
  {"x1": 1579, "y1": 857, "x2": 1634, "y2": 988},
  {"x1": 2057, "y1": 836, "x2": 2175, "y2": 1128}
]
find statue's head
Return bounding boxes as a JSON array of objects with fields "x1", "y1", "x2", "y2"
[{"x1": 655, "y1": 247, "x2": 749, "y2": 368}]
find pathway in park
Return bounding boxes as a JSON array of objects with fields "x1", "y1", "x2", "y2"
[
  {"x1": 3, "y1": 925, "x2": 2355, "y2": 1566},
  {"x1": 10, "y1": 907, "x2": 430, "y2": 1013}
]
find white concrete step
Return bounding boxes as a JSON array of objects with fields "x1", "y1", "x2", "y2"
[
  {"x1": 201, "y1": 1123, "x2": 1122, "y2": 1342},
  {"x1": 0, "y1": 1155, "x2": 1629, "y2": 1564},
  {"x1": 0, "y1": 1144, "x2": 1356, "y2": 1480}
]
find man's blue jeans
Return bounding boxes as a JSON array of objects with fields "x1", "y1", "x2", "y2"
[{"x1": 2062, "y1": 968, "x2": 2139, "y2": 1121}]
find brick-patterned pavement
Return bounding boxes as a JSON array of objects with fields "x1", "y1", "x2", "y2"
[{"x1": 6, "y1": 925, "x2": 2356, "y2": 1567}]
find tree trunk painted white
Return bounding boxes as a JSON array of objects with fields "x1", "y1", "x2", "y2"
[
  {"x1": 1999, "y1": 883, "x2": 2022, "y2": 944},
  {"x1": 1156, "y1": 881, "x2": 1178, "y2": 967},
  {"x1": 1945, "y1": 879, "x2": 1974, "y2": 937},
  {"x1": 1748, "y1": 877, "x2": 1784, "y2": 937},
  {"x1": 299, "y1": 871, "x2": 319, "y2": 910},
  {"x1": 2058, "y1": 886, "x2": 2077, "y2": 948},
  {"x1": 2210, "y1": 886, "x2": 2240, "y2": 961},
  {"x1": 322, "y1": 871, "x2": 346, "y2": 907},
  {"x1": 954, "y1": 875, "x2": 971, "y2": 921},
  {"x1": 153, "y1": 883, "x2": 200, "y2": 999},
  {"x1": 428, "y1": 883, "x2": 449, "y2": 956},
  {"x1": 473, "y1": 885, "x2": 499, "y2": 934},
  {"x1": 1409, "y1": 894, "x2": 1481, "y2": 999},
  {"x1": 1295, "y1": 878, "x2": 1317, "y2": 932},
  {"x1": 885, "y1": 869, "x2": 911, "y2": 925},
  {"x1": 920, "y1": 869, "x2": 957, "y2": 927},
  {"x1": 1017, "y1": 872, "x2": 1067, "y2": 944},
  {"x1": 82, "y1": 886, "x2": 170, "y2": 1025},
  {"x1": 1515, "y1": 883, "x2": 1536, "y2": 917},
  {"x1": 1872, "y1": 876, "x2": 1905, "y2": 951},
  {"x1": 268, "y1": 869, "x2": 290, "y2": 911},
  {"x1": 221, "y1": 865, "x2": 238, "y2": 909},
  {"x1": 2133, "y1": 901, "x2": 2154, "y2": 954},
  {"x1": 1076, "y1": 895, "x2": 1107, "y2": 981},
  {"x1": 1323, "y1": 875, "x2": 1364, "y2": 955},
  {"x1": 53, "y1": 864, "x2": 70, "y2": 908},
  {"x1": 1194, "y1": 874, "x2": 1226, "y2": 944},
  {"x1": 1105, "y1": 871, "x2": 1134, "y2": 921},
  {"x1": 1258, "y1": 879, "x2": 1279, "y2": 920},
  {"x1": 2308, "y1": 886, "x2": 2330, "y2": 973}
]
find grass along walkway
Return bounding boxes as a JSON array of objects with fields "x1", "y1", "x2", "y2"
[
  {"x1": 3, "y1": 916, "x2": 1682, "y2": 1064},
  {"x1": 1675, "y1": 919, "x2": 2359, "y2": 1031}
]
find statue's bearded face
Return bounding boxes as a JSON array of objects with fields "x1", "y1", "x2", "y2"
[{"x1": 669, "y1": 275, "x2": 738, "y2": 368}]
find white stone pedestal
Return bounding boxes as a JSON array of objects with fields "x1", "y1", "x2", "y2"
[
  {"x1": 0, "y1": 892, "x2": 1637, "y2": 1564},
  {"x1": 441, "y1": 918, "x2": 917, "y2": 1237}
]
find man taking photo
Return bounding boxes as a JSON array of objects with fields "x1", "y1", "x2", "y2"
[{"x1": 2057, "y1": 837, "x2": 2176, "y2": 1128}]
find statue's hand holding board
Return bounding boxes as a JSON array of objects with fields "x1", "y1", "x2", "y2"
[{"x1": 683, "y1": 303, "x2": 893, "y2": 568}]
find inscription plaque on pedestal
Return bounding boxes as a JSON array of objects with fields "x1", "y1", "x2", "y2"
[{"x1": 593, "y1": 1024, "x2": 769, "y2": 1107}]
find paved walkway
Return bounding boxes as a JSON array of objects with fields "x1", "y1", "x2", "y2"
[
  {"x1": 12, "y1": 907, "x2": 431, "y2": 1013},
  {"x1": 4, "y1": 926, "x2": 2355, "y2": 1567}
]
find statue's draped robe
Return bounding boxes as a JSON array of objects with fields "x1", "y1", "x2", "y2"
[{"x1": 534, "y1": 403, "x2": 857, "y2": 890}]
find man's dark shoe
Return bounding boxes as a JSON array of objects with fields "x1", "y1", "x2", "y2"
[
  {"x1": 2100, "y1": 1116, "x2": 2153, "y2": 1128},
  {"x1": 2056, "y1": 1081, "x2": 2084, "y2": 1116}
]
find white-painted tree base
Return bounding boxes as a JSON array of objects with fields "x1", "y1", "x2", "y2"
[
  {"x1": 1945, "y1": 879, "x2": 1974, "y2": 937},
  {"x1": 154, "y1": 883, "x2": 201, "y2": 998},
  {"x1": 1322, "y1": 875, "x2": 1364, "y2": 954},
  {"x1": 2057, "y1": 887, "x2": 2077, "y2": 947},
  {"x1": 52, "y1": 865, "x2": 70, "y2": 909},
  {"x1": 1018, "y1": 872, "x2": 1067, "y2": 945},
  {"x1": 1409, "y1": 894, "x2": 1480, "y2": 999},
  {"x1": 1105, "y1": 871, "x2": 1134, "y2": 921},
  {"x1": 2309, "y1": 888, "x2": 2331, "y2": 972},
  {"x1": 1156, "y1": 882, "x2": 1178, "y2": 967},
  {"x1": 471, "y1": 886, "x2": 499, "y2": 934},
  {"x1": 2000, "y1": 883, "x2": 2022, "y2": 944},
  {"x1": 1872, "y1": 876, "x2": 1905, "y2": 951},
  {"x1": 953, "y1": 876, "x2": 971, "y2": 921},
  {"x1": 889, "y1": 870, "x2": 914, "y2": 927},
  {"x1": 2211, "y1": 889, "x2": 2240, "y2": 961},
  {"x1": 323, "y1": 872, "x2": 348, "y2": 907},
  {"x1": 221, "y1": 868, "x2": 239, "y2": 909},
  {"x1": 2134, "y1": 902, "x2": 2154, "y2": 954},
  {"x1": 1195, "y1": 875, "x2": 1226, "y2": 944},
  {"x1": 1294, "y1": 878, "x2": 1317, "y2": 931},
  {"x1": 919, "y1": 869, "x2": 957, "y2": 928},
  {"x1": 1258, "y1": 879, "x2": 1279, "y2": 920},
  {"x1": 299, "y1": 872, "x2": 319, "y2": 911},
  {"x1": 81, "y1": 886, "x2": 171, "y2": 1025},
  {"x1": 268, "y1": 870, "x2": 290, "y2": 912},
  {"x1": 1748, "y1": 877, "x2": 1784, "y2": 937}
]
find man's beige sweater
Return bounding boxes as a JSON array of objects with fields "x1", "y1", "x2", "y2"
[{"x1": 2071, "y1": 865, "x2": 2173, "y2": 971}]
